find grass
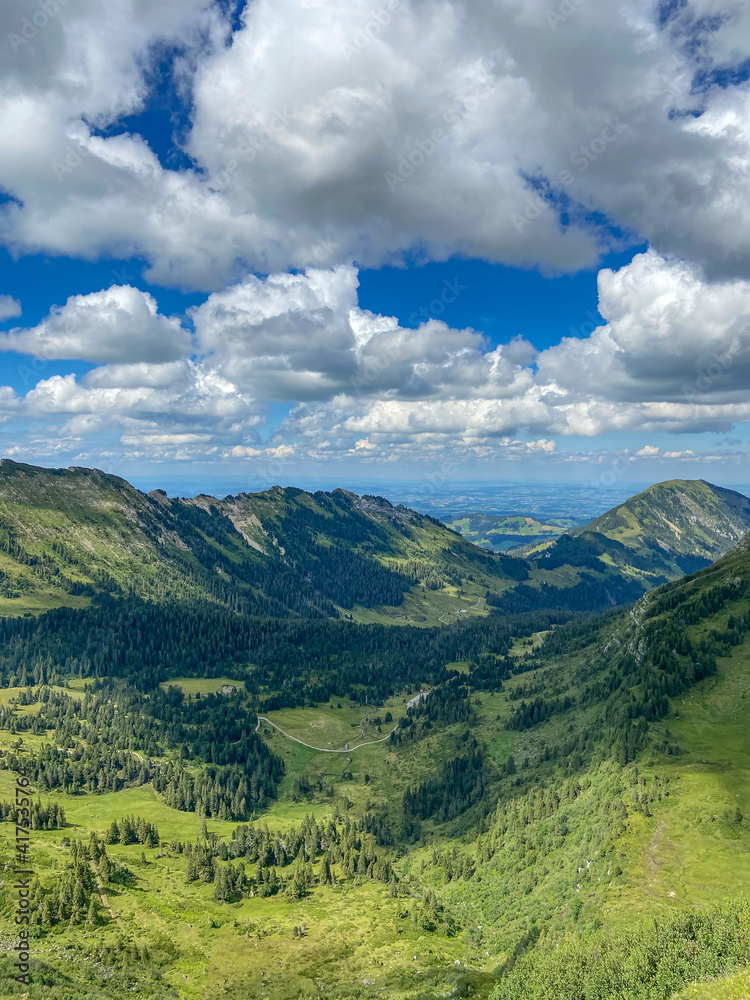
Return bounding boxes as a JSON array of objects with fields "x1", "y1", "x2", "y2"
[
  {"x1": 159, "y1": 677, "x2": 243, "y2": 697},
  {"x1": 0, "y1": 803, "x2": 487, "y2": 1000},
  {"x1": 445, "y1": 660, "x2": 471, "y2": 674},
  {"x1": 258, "y1": 693, "x2": 454, "y2": 822},
  {"x1": 263, "y1": 697, "x2": 405, "y2": 749},
  {"x1": 626, "y1": 637, "x2": 750, "y2": 907},
  {"x1": 59, "y1": 785, "x2": 240, "y2": 843},
  {"x1": 574, "y1": 625, "x2": 750, "y2": 931},
  {"x1": 351, "y1": 582, "x2": 493, "y2": 627},
  {"x1": 675, "y1": 966, "x2": 750, "y2": 999},
  {"x1": 0, "y1": 592, "x2": 91, "y2": 617}
]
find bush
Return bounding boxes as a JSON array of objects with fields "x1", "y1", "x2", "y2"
[{"x1": 492, "y1": 897, "x2": 750, "y2": 1000}]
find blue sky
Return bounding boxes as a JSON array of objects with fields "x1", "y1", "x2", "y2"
[{"x1": 1, "y1": 0, "x2": 750, "y2": 492}]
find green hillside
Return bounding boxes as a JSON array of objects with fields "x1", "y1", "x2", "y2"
[
  {"x1": 0, "y1": 504, "x2": 749, "y2": 996},
  {"x1": 490, "y1": 479, "x2": 750, "y2": 613},
  {"x1": 0, "y1": 460, "x2": 526, "y2": 624},
  {"x1": 3, "y1": 464, "x2": 743, "y2": 627},
  {"x1": 571, "y1": 479, "x2": 750, "y2": 565},
  {"x1": 445, "y1": 512, "x2": 575, "y2": 552}
]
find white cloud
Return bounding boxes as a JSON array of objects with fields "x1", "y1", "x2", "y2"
[
  {"x1": 0, "y1": 286, "x2": 192, "y2": 363},
  {"x1": 538, "y1": 251, "x2": 750, "y2": 410},
  {"x1": 1, "y1": 1, "x2": 750, "y2": 285},
  {"x1": 0, "y1": 296, "x2": 21, "y2": 321},
  {"x1": 191, "y1": 265, "x2": 536, "y2": 402},
  {"x1": 4, "y1": 251, "x2": 750, "y2": 465}
]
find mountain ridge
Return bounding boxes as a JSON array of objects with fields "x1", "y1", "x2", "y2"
[
  {"x1": 489, "y1": 478, "x2": 750, "y2": 613},
  {"x1": 1, "y1": 461, "x2": 748, "y2": 625},
  {"x1": 0, "y1": 459, "x2": 524, "y2": 623}
]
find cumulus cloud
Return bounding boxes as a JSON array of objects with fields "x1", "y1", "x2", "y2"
[
  {"x1": 191, "y1": 266, "x2": 535, "y2": 402},
  {"x1": 4, "y1": 251, "x2": 750, "y2": 463},
  {"x1": 538, "y1": 251, "x2": 750, "y2": 410},
  {"x1": 0, "y1": 286, "x2": 192, "y2": 363},
  {"x1": 1, "y1": 0, "x2": 750, "y2": 286},
  {"x1": 0, "y1": 296, "x2": 21, "y2": 322}
]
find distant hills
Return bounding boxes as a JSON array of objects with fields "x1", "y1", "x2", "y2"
[{"x1": 444, "y1": 512, "x2": 576, "y2": 552}]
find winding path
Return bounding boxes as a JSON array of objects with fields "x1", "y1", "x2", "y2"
[{"x1": 255, "y1": 715, "x2": 397, "y2": 753}]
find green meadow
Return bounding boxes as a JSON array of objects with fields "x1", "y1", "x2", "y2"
[{"x1": 1, "y1": 611, "x2": 750, "y2": 997}]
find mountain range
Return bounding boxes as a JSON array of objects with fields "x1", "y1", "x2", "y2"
[
  {"x1": 0, "y1": 459, "x2": 525, "y2": 624},
  {"x1": 1, "y1": 461, "x2": 749, "y2": 625}
]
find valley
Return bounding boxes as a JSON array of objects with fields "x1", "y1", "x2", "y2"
[{"x1": 0, "y1": 464, "x2": 749, "y2": 998}]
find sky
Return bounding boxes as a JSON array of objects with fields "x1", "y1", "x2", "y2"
[{"x1": 1, "y1": 0, "x2": 750, "y2": 493}]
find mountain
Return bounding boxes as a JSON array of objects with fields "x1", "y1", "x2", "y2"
[
  {"x1": 489, "y1": 479, "x2": 750, "y2": 613},
  {"x1": 2, "y1": 464, "x2": 747, "y2": 626},
  {"x1": 0, "y1": 459, "x2": 527, "y2": 624},
  {"x1": 569, "y1": 479, "x2": 750, "y2": 568}
]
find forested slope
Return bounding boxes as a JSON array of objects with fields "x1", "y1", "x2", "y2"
[{"x1": 0, "y1": 460, "x2": 525, "y2": 621}]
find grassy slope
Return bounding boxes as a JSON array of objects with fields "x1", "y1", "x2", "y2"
[
  {"x1": 446, "y1": 513, "x2": 575, "y2": 553},
  {"x1": 5, "y1": 616, "x2": 748, "y2": 998},
  {"x1": 675, "y1": 967, "x2": 750, "y2": 999},
  {"x1": 479, "y1": 535, "x2": 750, "y2": 996},
  {"x1": 0, "y1": 461, "x2": 521, "y2": 624},
  {"x1": 0, "y1": 462, "x2": 174, "y2": 613},
  {"x1": 572, "y1": 479, "x2": 750, "y2": 569}
]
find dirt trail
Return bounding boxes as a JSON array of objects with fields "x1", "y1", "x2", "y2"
[
  {"x1": 89, "y1": 861, "x2": 116, "y2": 919},
  {"x1": 256, "y1": 716, "x2": 396, "y2": 753}
]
